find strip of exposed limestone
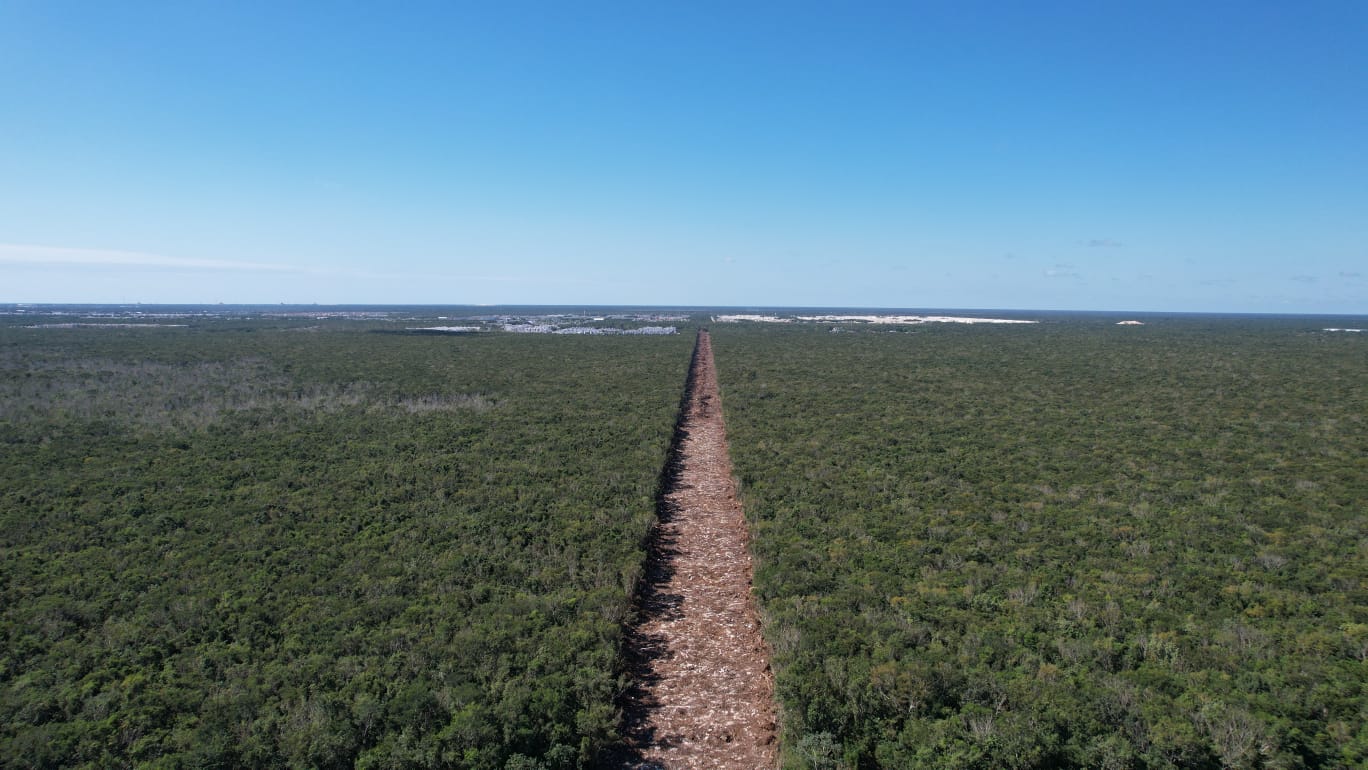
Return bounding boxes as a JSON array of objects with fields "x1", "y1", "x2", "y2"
[{"x1": 612, "y1": 330, "x2": 778, "y2": 770}]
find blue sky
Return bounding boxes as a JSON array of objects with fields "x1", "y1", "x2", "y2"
[{"x1": 2, "y1": 1, "x2": 1365, "y2": 312}]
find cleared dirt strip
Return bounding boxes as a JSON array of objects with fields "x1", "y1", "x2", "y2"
[{"x1": 613, "y1": 330, "x2": 778, "y2": 770}]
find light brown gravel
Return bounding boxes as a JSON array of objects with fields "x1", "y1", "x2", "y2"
[{"x1": 614, "y1": 330, "x2": 778, "y2": 770}]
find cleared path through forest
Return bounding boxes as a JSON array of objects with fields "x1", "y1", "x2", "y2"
[{"x1": 614, "y1": 330, "x2": 778, "y2": 769}]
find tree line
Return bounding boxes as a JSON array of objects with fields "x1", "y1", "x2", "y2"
[
  {"x1": 1, "y1": 319, "x2": 694, "y2": 769},
  {"x1": 713, "y1": 320, "x2": 1366, "y2": 769}
]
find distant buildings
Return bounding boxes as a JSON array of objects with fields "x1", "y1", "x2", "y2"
[{"x1": 504, "y1": 324, "x2": 677, "y2": 335}]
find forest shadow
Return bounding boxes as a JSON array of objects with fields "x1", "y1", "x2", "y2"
[
  {"x1": 598, "y1": 333, "x2": 704, "y2": 769},
  {"x1": 608, "y1": 496, "x2": 684, "y2": 766}
]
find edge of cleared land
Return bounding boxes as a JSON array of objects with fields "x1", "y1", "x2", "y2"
[{"x1": 608, "y1": 330, "x2": 778, "y2": 770}]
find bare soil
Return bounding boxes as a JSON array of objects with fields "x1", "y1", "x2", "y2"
[{"x1": 612, "y1": 331, "x2": 778, "y2": 770}]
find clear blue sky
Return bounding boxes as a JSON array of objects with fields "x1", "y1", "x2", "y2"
[{"x1": 2, "y1": 1, "x2": 1365, "y2": 312}]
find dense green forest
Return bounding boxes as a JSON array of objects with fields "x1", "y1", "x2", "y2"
[
  {"x1": 713, "y1": 320, "x2": 1367, "y2": 769},
  {"x1": 0, "y1": 316, "x2": 694, "y2": 768},
  {"x1": 6, "y1": 311, "x2": 1366, "y2": 769}
]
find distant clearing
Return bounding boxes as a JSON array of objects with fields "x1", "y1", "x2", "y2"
[{"x1": 714, "y1": 313, "x2": 1036, "y2": 324}]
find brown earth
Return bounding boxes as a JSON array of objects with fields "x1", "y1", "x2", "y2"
[{"x1": 611, "y1": 330, "x2": 778, "y2": 770}]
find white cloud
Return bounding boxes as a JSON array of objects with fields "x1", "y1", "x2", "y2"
[
  {"x1": 0, "y1": 244, "x2": 617, "y2": 279},
  {"x1": 0, "y1": 243, "x2": 297, "y2": 272}
]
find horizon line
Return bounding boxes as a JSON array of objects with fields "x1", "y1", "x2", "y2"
[{"x1": 3, "y1": 301, "x2": 1366, "y2": 319}]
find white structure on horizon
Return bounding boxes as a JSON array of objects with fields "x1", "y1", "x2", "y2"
[
  {"x1": 714, "y1": 314, "x2": 790, "y2": 323},
  {"x1": 798, "y1": 314, "x2": 1036, "y2": 325}
]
